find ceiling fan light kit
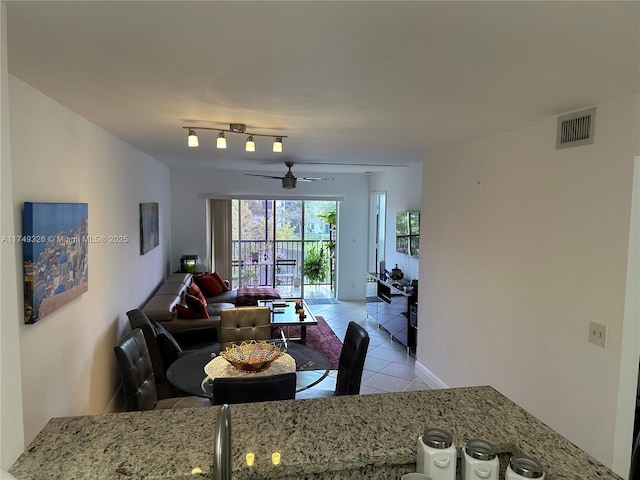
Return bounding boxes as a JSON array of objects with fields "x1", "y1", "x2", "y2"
[
  {"x1": 183, "y1": 124, "x2": 286, "y2": 153},
  {"x1": 282, "y1": 176, "x2": 297, "y2": 189}
]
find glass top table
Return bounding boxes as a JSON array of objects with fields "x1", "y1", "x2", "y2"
[
  {"x1": 258, "y1": 299, "x2": 317, "y2": 344},
  {"x1": 166, "y1": 341, "x2": 330, "y2": 399}
]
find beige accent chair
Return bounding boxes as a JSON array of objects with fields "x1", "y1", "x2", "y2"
[{"x1": 219, "y1": 306, "x2": 272, "y2": 349}]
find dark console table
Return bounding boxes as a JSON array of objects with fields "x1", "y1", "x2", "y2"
[{"x1": 366, "y1": 273, "x2": 417, "y2": 353}]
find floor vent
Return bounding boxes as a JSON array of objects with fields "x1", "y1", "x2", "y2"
[{"x1": 556, "y1": 107, "x2": 596, "y2": 149}]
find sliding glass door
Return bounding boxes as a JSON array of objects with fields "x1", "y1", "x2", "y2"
[
  {"x1": 230, "y1": 199, "x2": 337, "y2": 298},
  {"x1": 301, "y1": 200, "x2": 336, "y2": 298}
]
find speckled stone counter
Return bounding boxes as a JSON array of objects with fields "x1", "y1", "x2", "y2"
[{"x1": 9, "y1": 386, "x2": 622, "y2": 479}]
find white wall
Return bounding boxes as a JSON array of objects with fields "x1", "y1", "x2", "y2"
[
  {"x1": 370, "y1": 164, "x2": 422, "y2": 281},
  {"x1": 416, "y1": 95, "x2": 639, "y2": 472},
  {"x1": 0, "y1": 4, "x2": 25, "y2": 469},
  {"x1": 170, "y1": 168, "x2": 369, "y2": 300},
  {"x1": 614, "y1": 155, "x2": 640, "y2": 474},
  {"x1": 7, "y1": 76, "x2": 171, "y2": 449}
]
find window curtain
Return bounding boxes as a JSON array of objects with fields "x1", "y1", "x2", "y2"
[{"x1": 209, "y1": 199, "x2": 232, "y2": 282}]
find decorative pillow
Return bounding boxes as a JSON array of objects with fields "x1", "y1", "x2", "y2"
[
  {"x1": 185, "y1": 292, "x2": 206, "y2": 309},
  {"x1": 175, "y1": 303, "x2": 209, "y2": 319},
  {"x1": 194, "y1": 272, "x2": 230, "y2": 297},
  {"x1": 187, "y1": 282, "x2": 207, "y2": 306},
  {"x1": 211, "y1": 271, "x2": 231, "y2": 292},
  {"x1": 150, "y1": 319, "x2": 182, "y2": 364}
]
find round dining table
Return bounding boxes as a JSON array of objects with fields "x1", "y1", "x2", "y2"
[{"x1": 166, "y1": 342, "x2": 331, "y2": 399}]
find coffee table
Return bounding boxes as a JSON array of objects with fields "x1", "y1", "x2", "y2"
[{"x1": 258, "y1": 299, "x2": 317, "y2": 344}]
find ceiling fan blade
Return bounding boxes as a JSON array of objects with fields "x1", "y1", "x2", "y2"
[
  {"x1": 299, "y1": 177, "x2": 335, "y2": 182},
  {"x1": 295, "y1": 161, "x2": 411, "y2": 168},
  {"x1": 244, "y1": 173, "x2": 284, "y2": 180}
]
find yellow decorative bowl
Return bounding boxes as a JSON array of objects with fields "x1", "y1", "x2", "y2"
[{"x1": 220, "y1": 341, "x2": 283, "y2": 372}]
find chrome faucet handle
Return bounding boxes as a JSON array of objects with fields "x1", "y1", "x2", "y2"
[{"x1": 212, "y1": 404, "x2": 232, "y2": 480}]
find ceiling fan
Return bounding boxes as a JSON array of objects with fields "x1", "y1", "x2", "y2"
[{"x1": 245, "y1": 161, "x2": 334, "y2": 189}]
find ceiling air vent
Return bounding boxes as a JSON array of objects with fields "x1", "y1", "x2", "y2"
[{"x1": 556, "y1": 107, "x2": 596, "y2": 149}]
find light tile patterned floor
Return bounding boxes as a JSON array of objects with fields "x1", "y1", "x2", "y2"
[{"x1": 303, "y1": 300, "x2": 430, "y2": 395}]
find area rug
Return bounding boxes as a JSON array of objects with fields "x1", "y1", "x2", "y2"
[{"x1": 272, "y1": 316, "x2": 342, "y2": 369}]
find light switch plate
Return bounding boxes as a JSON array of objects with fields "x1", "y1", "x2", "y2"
[{"x1": 588, "y1": 321, "x2": 607, "y2": 348}]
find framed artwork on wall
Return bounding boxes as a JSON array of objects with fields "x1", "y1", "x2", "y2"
[
  {"x1": 140, "y1": 202, "x2": 159, "y2": 255},
  {"x1": 22, "y1": 202, "x2": 89, "y2": 324}
]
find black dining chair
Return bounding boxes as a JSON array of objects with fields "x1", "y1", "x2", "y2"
[
  {"x1": 114, "y1": 328, "x2": 210, "y2": 411},
  {"x1": 126, "y1": 309, "x2": 181, "y2": 380},
  {"x1": 296, "y1": 321, "x2": 370, "y2": 399},
  {"x1": 631, "y1": 430, "x2": 640, "y2": 480},
  {"x1": 211, "y1": 372, "x2": 297, "y2": 405},
  {"x1": 127, "y1": 308, "x2": 200, "y2": 398}
]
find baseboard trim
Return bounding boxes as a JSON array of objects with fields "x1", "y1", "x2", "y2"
[{"x1": 415, "y1": 360, "x2": 449, "y2": 389}]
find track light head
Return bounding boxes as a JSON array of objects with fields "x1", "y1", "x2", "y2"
[
  {"x1": 273, "y1": 137, "x2": 283, "y2": 153},
  {"x1": 187, "y1": 129, "x2": 199, "y2": 148},
  {"x1": 245, "y1": 135, "x2": 256, "y2": 152},
  {"x1": 216, "y1": 131, "x2": 227, "y2": 149}
]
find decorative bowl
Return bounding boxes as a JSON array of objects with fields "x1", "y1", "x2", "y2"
[{"x1": 220, "y1": 341, "x2": 283, "y2": 372}]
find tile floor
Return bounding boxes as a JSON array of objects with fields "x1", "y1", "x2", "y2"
[{"x1": 303, "y1": 300, "x2": 431, "y2": 395}]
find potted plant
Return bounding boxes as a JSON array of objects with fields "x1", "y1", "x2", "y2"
[
  {"x1": 303, "y1": 244, "x2": 328, "y2": 284},
  {"x1": 318, "y1": 209, "x2": 336, "y2": 256},
  {"x1": 325, "y1": 239, "x2": 336, "y2": 255},
  {"x1": 317, "y1": 209, "x2": 336, "y2": 226}
]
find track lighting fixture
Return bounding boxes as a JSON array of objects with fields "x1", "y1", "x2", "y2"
[{"x1": 182, "y1": 124, "x2": 286, "y2": 153}]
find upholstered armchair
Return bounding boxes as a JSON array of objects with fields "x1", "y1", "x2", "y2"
[{"x1": 219, "y1": 306, "x2": 272, "y2": 349}]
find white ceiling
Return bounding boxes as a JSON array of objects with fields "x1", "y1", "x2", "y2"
[{"x1": 6, "y1": 1, "x2": 639, "y2": 176}]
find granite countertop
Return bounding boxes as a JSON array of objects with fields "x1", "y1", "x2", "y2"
[{"x1": 9, "y1": 386, "x2": 622, "y2": 479}]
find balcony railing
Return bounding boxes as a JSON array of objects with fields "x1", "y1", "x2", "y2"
[{"x1": 230, "y1": 239, "x2": 330, "y2": 290}]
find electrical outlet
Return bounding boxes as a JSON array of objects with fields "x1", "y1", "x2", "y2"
[{"x1": 588, "y1": 321, "x2": 607, "y2": 348}]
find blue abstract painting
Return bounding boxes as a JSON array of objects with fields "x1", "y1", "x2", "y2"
[{"x1": 139, "y1": 202, "x2": 159, "y2": 255}]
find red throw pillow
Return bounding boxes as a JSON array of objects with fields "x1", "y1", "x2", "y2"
[
  {"x1": 187, "y1": 282, "x2": 207, "y2": 306},
  {"x1": 194, "y1": 273, "x2": 229, "y2": 296},
  {"x1": 185, "y1": 293, "x2": 206, "y2": 309},
  {"x1": 175, "y1": 303, "x2": 209, "y2": 319},
  {"x1": 211, "y1": 271, "x2": 231, "y2": 292}
]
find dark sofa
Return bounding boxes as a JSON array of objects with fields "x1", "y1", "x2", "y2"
[{"x1": 142, "y1": 272, "x2": 236, "y2": 340}]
